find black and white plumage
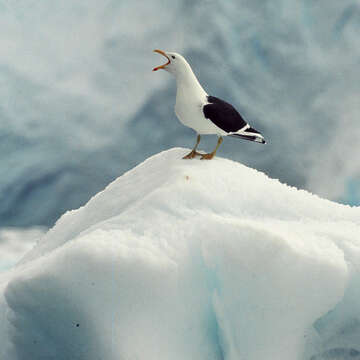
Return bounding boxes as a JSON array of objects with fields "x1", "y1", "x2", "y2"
[
  {"x1": 153, "y1": 49, "x2": 266, "y2": 159},
  {"x1": 203, "y1": 96, "x2": 265, "y2": 143}
]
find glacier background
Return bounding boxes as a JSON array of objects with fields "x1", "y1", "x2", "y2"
[{"x1": 1, "y1": 0, "x2": 360, "y2": 230}]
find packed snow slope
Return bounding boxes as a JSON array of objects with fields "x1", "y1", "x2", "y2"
[
  {"x1": 1, "y1": 148, "x2": 360, "y2": 360},
  {"x1": 0, "y1": 227, "x2": 45, "y2": 273}
]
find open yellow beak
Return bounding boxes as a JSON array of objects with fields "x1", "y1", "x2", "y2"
[{"x1": 153, "y1": 49, "x2": 170, "y2": 71}]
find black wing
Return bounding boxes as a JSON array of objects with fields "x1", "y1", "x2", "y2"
[{"x1": 203, "y1": 96, "x2": 247, "y2": 133}]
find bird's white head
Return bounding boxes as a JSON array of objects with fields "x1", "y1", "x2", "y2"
[{"x1": 152, "y1": 49, "x2": 191, "y2": 78}]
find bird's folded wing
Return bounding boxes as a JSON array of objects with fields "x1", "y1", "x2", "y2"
[{"x1": 202, "y1": 96, "x2": 248, "y2": 133}]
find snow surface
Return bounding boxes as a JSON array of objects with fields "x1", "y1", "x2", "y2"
[
  {"x1": 1, "y1": 148, "x2": 360, "y2": 360},
  {"x1": 0, "y1": 227, "x2": 45, "y2": 272}
]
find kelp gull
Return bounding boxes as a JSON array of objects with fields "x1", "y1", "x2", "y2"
[{"x1": 153, "y1": 49, "x2": 266, "y2": 159}]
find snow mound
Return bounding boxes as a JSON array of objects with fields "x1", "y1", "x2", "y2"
[
  {"x1": 0, "y1": 227, "x2": 46, "y2": 273},
  {"x1": 1, "y1": 148, "x2": 360, "y2": 360}
]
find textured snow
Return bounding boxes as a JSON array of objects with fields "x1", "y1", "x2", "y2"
[{"x1": 1, "y1": 149, "x2": 360, "y2": 360}]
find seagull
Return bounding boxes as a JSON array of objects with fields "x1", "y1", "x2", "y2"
[{"x1": 153, "y1": 49, "x2": 266, "y2": 160}]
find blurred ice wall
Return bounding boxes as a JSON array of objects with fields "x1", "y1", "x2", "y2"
[{"x1": 1, "y1": 0, "x2": 359, "y2": 227}]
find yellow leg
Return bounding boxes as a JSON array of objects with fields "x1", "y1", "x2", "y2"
[
  {"x1": 200, "y1": 137, "x2": 223, "y2": 160},
  {"x1": 183, "y1": 134, "x2": 202, "y2": 159}
]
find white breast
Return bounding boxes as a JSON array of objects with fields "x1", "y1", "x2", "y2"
[
  {"x1": 174, "y1": 84, "x2": 226, "y2": 136},
  {"x1": 170, "y1": 58, "x2": 227, "y2": 136}
]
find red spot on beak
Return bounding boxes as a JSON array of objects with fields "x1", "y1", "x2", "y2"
[{"x1": 153, "y1": 49, "x2": 170, "y2": 72}]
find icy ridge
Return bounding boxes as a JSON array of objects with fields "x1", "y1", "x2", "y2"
[{"x1": 1, "y1": 148, "x2": 360, "y2": 360}]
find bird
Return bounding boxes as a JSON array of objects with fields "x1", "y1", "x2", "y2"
[{"x1": 152, "y1": 49, "x2": 266, "y2": 160}]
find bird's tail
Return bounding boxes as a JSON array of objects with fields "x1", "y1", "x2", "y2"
[{"x1": 229, "y1": 127, "x2": 266, "y2": 144}]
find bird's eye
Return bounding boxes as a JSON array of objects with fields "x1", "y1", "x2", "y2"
[{"x1": 171, "y1": 55, "x2": 175, "y2": 59}]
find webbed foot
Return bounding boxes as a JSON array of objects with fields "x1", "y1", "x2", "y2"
[
  {"x1": 200, "y1": 152, "x2": 215, "y2": 160},
  {"x1": 183, "y1": 150, "x2": 202, "y2": 159}
]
